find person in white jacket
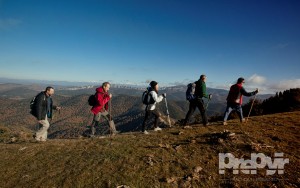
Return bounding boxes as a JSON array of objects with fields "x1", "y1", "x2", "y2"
[{"x1": 142, "y1": 81, "x2": 166, "y2": 134}]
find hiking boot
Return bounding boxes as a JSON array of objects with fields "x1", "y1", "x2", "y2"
[
  {"x1": 143, "y1": 130, "x2": 149, "y2": 135},
  {"x1": 30, "y1": 139, "x2": 39, "y2": 143},
  {"x1": 112, "y1": 131, "x2": 120, "y2": 136},
  {"x1": 182, "y1": 120, "x2": 188, "y2": 126},
  {"x1": 91, "y1": 126, "x2": 96, "y2": 135},
  {"x1": 178, "y1": 119, "x2": 186, "y2": 126},
  {"x1": 154, "y1": 127, "x2": 162, "y2": 131},
  {"x1": 35, "y1": 135, "x2": 43, "y2": 142},
  {"x1": 109, "y1": 120, "x2": 117, "y2": 133},
  {"x1": 223, "y1": 121, "x2": 227, "y2": 125}
]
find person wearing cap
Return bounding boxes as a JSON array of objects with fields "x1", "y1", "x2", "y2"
[
  {"x1": 183, "y1": 74, "x2": 212, "y2": 126},
  {"x1": 141, "y1": 81, "x2": 166, "y2": 134},
  {"x1": 223, "y1": 77, "x2": 259, "y2": 125}
]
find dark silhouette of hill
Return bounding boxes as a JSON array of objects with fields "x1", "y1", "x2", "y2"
[
  {"x1": 262, "y1": 88, "x2": 300, "y2": 113},
  {"x1": 242, "y1": 88, "x2": 300, "y2": 116}
]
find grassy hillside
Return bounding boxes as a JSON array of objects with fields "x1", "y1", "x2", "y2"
[{"x1": 0, "y1": 111, "x2": 299, "y2": 188}]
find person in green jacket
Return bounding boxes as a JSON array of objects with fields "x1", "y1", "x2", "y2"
[{"x1": 183, "y1": 74, "x2": 212, "y2": 126}]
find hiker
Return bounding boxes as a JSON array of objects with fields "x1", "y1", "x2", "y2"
[
  {"x1": 142, "y1": 81, "x2": 166, "y2": 134},
  {"x1": 90, "y1": 82, "x2": 117, "y2": 137},
  {"x1": 183, "y1": 75, "x2": 212, "y2": 126},
  {"x1": 31, "y1": 86, "x2": 61, "y2": 142},
  {"x1": 223, "y1": 77, "x2": 259, "y2": 125}
]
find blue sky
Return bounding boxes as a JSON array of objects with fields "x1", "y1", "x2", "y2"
[{"x1": 0, "y1": 0, "x2": 299, "y2": 93}]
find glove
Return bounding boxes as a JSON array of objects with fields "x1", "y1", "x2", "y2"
[
  {"x1": 162, "y1": 93, "x2": 167, "y2": 98},
  {"x1": 208, "y1": 94, "x2": 212, "y2": 100}
]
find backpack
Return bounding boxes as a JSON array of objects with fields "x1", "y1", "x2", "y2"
[
  {"x1": 142, "y1": 90, "x2": 155, "y2": 105},
  {"x1": 88, "y1": 93, "x2": 97, "y2": 106},
  {"x1": 30, "y1": 96, "x2": 37, "y2": 114},
  {"x1": 186, "y1": 83, "x2": 196, "y2": 101},
  {"x1": 30, "y1": 92, "x2": 45, "y2": 117}
]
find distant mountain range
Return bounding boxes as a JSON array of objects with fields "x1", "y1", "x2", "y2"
[
  {"x1": 0, "y1": 77, "x2": 100, "y2": 87},
  {"x1": 0, "y1": 81, "x2": 273, "y2": 102}
]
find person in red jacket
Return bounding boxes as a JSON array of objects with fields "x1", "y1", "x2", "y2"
[
  {"x1": 223, "y1": 77, "x2": 258, "y2": 125},
  {"x1": 90, "y1": 82, "x2": 117, "y2": 137}
]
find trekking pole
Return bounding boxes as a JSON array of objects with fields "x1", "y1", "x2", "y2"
[
  {"x1": 109, "y1": 99, "x2": 112, "y2": 145},
  {"x1": 205, "y1": 99, "x2": 211, "y2": 110},
  {"x1": 49, "y1": 107, "x2": 61, "y2": 125},
  {"x1": 245, "y1": 94, "x2": 257, "y2": 124},
  {"x1": 205, "y1": 94, "x2": 212, "y2": 110},
  {"x1": 164, "y1": 97, "x2": 172, "y2": 127}
]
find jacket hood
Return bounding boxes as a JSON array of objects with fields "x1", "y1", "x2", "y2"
[{"x1": 96, "y1": 87, "x2": 104, "y2": 93}]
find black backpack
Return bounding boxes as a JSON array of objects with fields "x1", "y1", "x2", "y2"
[
  {"x1": 88, "y1": 93, "x2": 97, "y2": 106},
  {"x1": 30, "y1": 92, "x2": 45, "y2": 116},
  {"x1": 186, "y1": 83, "x2": 196, "y2": 101},
  {"x1": 142, "y1": 90, "x2": 155, "y2": 105},
  {"x1": 29, "y1": 96, "x2": 37, "y2": 115}
]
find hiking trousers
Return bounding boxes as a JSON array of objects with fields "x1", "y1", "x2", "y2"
[
  {"x1": 223, "y1": 102, "x2": 244, "y2": 122},
  {"x1": 35, "y1": 115, "x2": 50, "y2": 141},
  {"x1": 91, "y1": 110, "x2": 117, "y2": 135},
  {"x1": 184, "y1": 98, "x2": 208, "y2": 125},
  {"x1": 142, "y1": 109, "x2": 160, "y2": 132}
]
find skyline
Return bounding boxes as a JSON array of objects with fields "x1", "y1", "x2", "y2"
[{"x1": 0, "y1": 0, "x2": 300, "y2": 94}]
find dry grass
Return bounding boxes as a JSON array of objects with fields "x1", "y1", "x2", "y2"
[{"x1": 0, "y1": 111, "x2": 299, "y2": 188}]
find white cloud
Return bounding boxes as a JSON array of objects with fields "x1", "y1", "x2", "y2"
[
  {"x1": 247, "y1": 74, "x2": 266, "y2": 85},
  {"x1": 0, "y1": 18, "x2": 22, "y2": 30},
  {"x1": 245, "y1": 76, "x2": 300, "y2": 94},
  {"x1": 212, "y1": 75, "x2": 299, "y2": 94}
]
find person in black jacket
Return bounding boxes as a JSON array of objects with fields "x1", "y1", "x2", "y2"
[{"x1": 31, "y1": 86, "x2": 61, "y2": 141}]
